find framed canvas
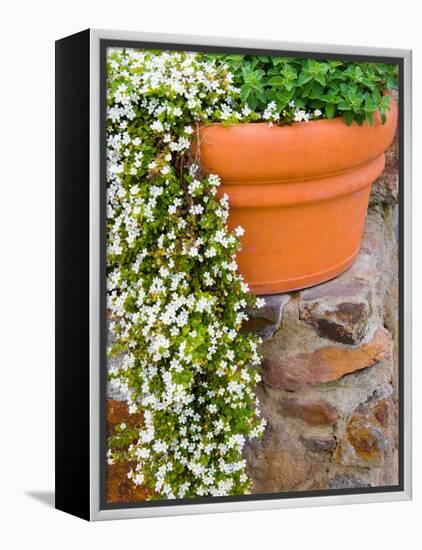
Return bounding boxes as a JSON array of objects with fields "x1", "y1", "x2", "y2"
[{"x1": 55, "y1": 28, "x2": 412, "y2": 521}]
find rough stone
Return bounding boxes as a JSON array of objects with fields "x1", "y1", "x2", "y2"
[
  {"x1": 328, "y1": 473, "x2": 371, "y2": 489},
  {"x1": 245, "y1": 421, "x2": 326, "y2": 493},
  {"x1": 349, "y1": 207, "x2": 393, "y2": 292},
  {"x1": 244, "y1": 294, "x2": 290, "y2": 340},
  {"x1": 344, "y1": 416, "x2": 387, "y2": 460},
  {"x1": 279, "y1": 398, "x2": 338, "y2": 426},
  {"x1": 370, "y1": 131, "x2": 398, "y2": 206},
  {"x1": 107, "y1": 461, "x2": 152, "y2": 504},
  {"x1": 333, "y1": 389, "x2": 395, "y2": 467},
  {"x1": 299, "y1": 435, "x2": 337, "y2": 452},
  {"x1": 261, "y1": 352, "x2": 394, "y2": 426},
  {"x1": 107, "y1": 399, "x2": 143, "y2": 434},
  {"x1": 299, "y1": 280, "x2": 371, "y2": 345},
  {"x1": 263, "y1": 326, "x2": 392, "y2": 391},
  {"x1": 106, "y1": 399, "x2": 153, "y2": 503}
]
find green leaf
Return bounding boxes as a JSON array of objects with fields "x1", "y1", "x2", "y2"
[
  {"x1": 256, "y1": 90, "x2": 268, "y2": 104},
  {"x1": 282, "y1": 65, "x2": 297, "y2": 80},
  {"x1": 247, "y1": 95, "x2": 258, "y2": 111},
  {"x1": 297, "y1": 71, "x2": 312, "y2": 86},
  {"x1": 365, "y1": 112, "x2": 373, "y2": 126},
  {"x1": 325, "y1": 103, "x2": 336, "y2": 119},
  {"x1": 240, "y1": 85, "x2": 250, "y2": 102},
  {"x1": 267, "y1": 75, "x2": 284, "y2": 86},
  {"x1": 314, "y1": 74, "x2": 326, "y2": 86},
  {"x1": 307, "y1": 83, "x2": 324, "y2": 99},
  {"x1": 337, "y1": 101, "x2": 350, "y2": 111},
  {"x1": 354, "y1": 113, "x2": 364, "y2": 126},
  {"x1": 342, "y1": 110, "x2": 354, "y2": 126},
  {"x1": 272, "y1": 57, "x2": 287, "y2": 66},
  {"x1": 275, "y1": 90, "x2": 292, "y2": 110}
]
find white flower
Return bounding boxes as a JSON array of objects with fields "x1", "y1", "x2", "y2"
[
  {"x1": 195, "y1": 296, "x2": 214, "y2": 313},
  {"x1": 204, "y1": 246, "x2": 217, "y2": 258},
  {"x1": 150, "y1": 120, "x2": 164, "y2": 133},
  {"x1": 207, "y1": 174, "x2": 220, "y2": 187},
  {"x1": 255, "y1": 297, "x2": 266, "y2": 309},
  {"x1": 105, "y1": 48, "x2": 264, "y2": 500},
  {"x1": 150, "y1": 185, "x2": 163, "y2": 198},
  {"x1": 263, "y1": 101, "x2": 280, "y2": 122},
  {"x1": 208, "y1": 404, "x2": 217, "y2": 414},
  {"x1": 153, "y1": 439, "x2": 168, "y2": 454},
  {"x1": 242, "y1": 104, "x2": 252, "y2": 116},
  {"x1": 190, "y1": 204, "x2": 204, "y2": 216},
  {"x1": 294, "y1": 109, "x2": 311, "y2": 122},
  {"x1": 133, "y1": 473, "x2": 145, "y2": 485}
]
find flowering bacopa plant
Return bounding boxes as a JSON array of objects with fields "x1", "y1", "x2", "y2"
[{"x1": 106, "y1": 48, "x2": 267, "y2": 499}]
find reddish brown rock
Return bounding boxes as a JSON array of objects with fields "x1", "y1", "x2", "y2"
[
  {"x1": 280, "y1": 398, "x2": 338, "y2": 426},
  {"x1": 107, "y1": 461, "x2": 153, "y2": 504},
  {"x1": 263, "y1": 327, "x2": 392, "y2": 390},
  {"x1": 107, "y1": 399, "x2": 143, "y2": 435},
  {"x1": 333, "y1": 389, "x2": 394, "y2": 467},
  {"x1": 346, "y1": 416, "x2": 386, "y2": 459},
  {"x1": 106, "y1": 400, "x2": 152, "y2": 503}
]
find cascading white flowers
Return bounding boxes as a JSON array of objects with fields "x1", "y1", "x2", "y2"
[{"x1": 106, "y1": 48, "x2": 267, "y2": 500}]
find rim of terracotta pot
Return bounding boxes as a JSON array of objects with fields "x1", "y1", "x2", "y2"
[
  {"x1": 221, "y1": 155, "x2": 385, "y2": 209},
  {"x1": 194, "y1": 95, "x2": 397, "y2": 184}
]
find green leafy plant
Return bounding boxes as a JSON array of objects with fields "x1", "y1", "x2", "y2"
[
  {"x1": 106, "y1": 49, "x2": 266, "y2": 500},
  {"x1": 207, "y1": 54, "x2": 398, "y2": 126}
]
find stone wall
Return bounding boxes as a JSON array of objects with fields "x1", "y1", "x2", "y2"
[{"x1": 245, "y1": 132, "x2": 399, "y2": 492}]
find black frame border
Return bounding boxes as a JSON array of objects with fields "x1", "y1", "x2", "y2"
[{"x1": 55, "y1": 29, "x2": 91, "y2": 520}]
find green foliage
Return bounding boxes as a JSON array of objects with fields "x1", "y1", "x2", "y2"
[
  {"x1": 206, "y1": 54, "x2": 398, "y2": 126},
  {"x1": 105, "y1": 47, "x2": 398, "y2": 502},
  {"x1": 106, "y1": 49, "x2": 266, "y2": 500}
]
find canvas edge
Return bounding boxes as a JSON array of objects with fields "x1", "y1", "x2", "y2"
[{"x1": 88, "y1": 28, "x2": 412, "y2": 521}]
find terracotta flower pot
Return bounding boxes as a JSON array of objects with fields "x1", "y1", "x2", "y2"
[{"x1": 195, "y1": 97, "x2": 398, "y2": 295}]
